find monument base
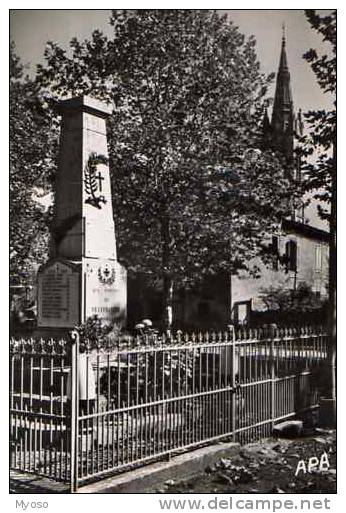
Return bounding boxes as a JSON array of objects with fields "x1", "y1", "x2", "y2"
[
  {"x1": 32, "y1": 327, "x2": 73, "y2": 341},
  {"x1": 83, "y1": 258, "x2": 127, "y2": 328},
  {"x1": 37, "y1": 257, "x2": 127, "y2": 333}
]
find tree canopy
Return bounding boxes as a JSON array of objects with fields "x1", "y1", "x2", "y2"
[
  {"x1": 12, "y1": 10, "x2": 301, "y2": 326},
  {"x1": 301, "y1": 10, "x2": 336, "y2": 222},
  {"x1": 10, "y1": 43, "x2": 58, "y2": 282}
]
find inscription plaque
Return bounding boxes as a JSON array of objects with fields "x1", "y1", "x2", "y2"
[{"x1": 37, "y1": 261, "x2": 80, "y2": 328}]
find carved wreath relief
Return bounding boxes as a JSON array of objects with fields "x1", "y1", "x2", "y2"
[
  {"x1": 84, "y1": 152, "x2": 108, "y2": 209},
  {"x1": 98, "y1": 263, "x2": 116, "y2": 285}
]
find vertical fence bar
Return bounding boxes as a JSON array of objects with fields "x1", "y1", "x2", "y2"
[
  {"x1": 70, "y1": 330, "x2": 79, "y2": 493},
  {"x1": 145, "y1": 351, "x2": 149, "y2": 404},
  {"x1": 10, "y1": 354, "x2": 15, "y2": 469},
  {"x1": 29, "y1": 353, "x2": 34, "y2": 472},
  {"x1": 192, "y1": 347, "x2": 196, "y2": 444},
  {"x1": 49, "y1": 351, "x2": 54, "y2": 474},
  {"x1": 60, "y1": 351, "x2": 65, "y2": 481},
  {"x1": 96, "y1": 350, "x2": 100, "y2": 473},
  {"x1": 19, "y1": 348, "x2": 24, "y2": 470},
  {"x1": 230, "y1": 326, "x2": 236, "y2": 441},
  {"x1": 153, "y1": 351, "x2": 157, "y2": 402},
  {"x1": 270, "y1": 325, "x2": 277, "y2": 431},
  {"x1": 39, "y1": 353, "x2": 44, "y2": 473}
]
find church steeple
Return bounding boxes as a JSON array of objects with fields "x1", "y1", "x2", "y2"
[{"x1": 271, "y1": 25, "x2": 294, "y2": 159}]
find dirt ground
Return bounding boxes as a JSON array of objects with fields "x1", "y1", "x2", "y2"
[{"x1": 154, "y1": 429, "x2": 336, "y2": 494}]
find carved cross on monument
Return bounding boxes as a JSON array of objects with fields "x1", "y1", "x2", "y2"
[{"x1": 95, "y1": 171, "x2": 104, "y2": 192}]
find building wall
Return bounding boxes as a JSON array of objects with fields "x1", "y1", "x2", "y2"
[
  {"x1": 231, "y1": 231, "x2": 329, "y2": 322},
  {"x1": 127, "y1": 230, "x2": 329, "y2": 330}
]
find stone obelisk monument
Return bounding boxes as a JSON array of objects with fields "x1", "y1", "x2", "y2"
[{"x1": 37, "y1": 96, "x2": 127, "y2": 334}]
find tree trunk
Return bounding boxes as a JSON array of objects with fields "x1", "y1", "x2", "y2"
[
  {"x1": 161, "y1": 209, "x2": 174, "y2": 335},
  {"x1": 327, "y1": 142, "x2": 336, "y2": 399},
  {"x1": 163, "y1": 275, "x2": 174, "y2": 336},
  {"x1": 321, "y1": 141, "x2": 336, "y2": 426}
]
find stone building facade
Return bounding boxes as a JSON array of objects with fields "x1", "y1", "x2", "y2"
[{"x1": 230, "y1": 220, "x2": 329, "y2": 325}]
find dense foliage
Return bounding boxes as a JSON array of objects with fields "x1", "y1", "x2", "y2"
[
  {"x1": 10, "y1": 43, "x2": 58, "y2": 282},
  {"x1": 9, "y1": 11, "x2": 303, "y2": 328},
  {"x1": 301, "y1": 10, "x2": 336, "y2": 222},
  {"x1": 36, "y1": 11, "x2": 300, "y2": 326}
]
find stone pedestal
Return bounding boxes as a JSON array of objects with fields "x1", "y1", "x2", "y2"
[{"x1": 37, "y1": 96, "x2": 127, "y2": 333}]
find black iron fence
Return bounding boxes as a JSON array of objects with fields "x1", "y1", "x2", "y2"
[{"x1": 10, "y1": 325, "x2": 328, "y2": 492}]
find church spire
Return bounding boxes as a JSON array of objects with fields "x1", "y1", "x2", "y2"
[
  {"x1": 279, "y1": 23, "x2": 288, "y2": 71},
  {"x1": 271, "y1": 25, "x2": 294, "y2": 159}
]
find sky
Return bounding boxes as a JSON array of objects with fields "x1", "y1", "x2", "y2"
[{"x1": 10, "y1": 9, "x2": 334, "y2": 229}]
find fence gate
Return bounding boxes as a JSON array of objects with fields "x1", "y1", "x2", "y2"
[{"x1": 10, "y1": 326, "x2": 328, "y2": 492}]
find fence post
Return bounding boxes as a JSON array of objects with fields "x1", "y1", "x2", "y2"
[
  {"x1": 70, "y1": 330, "x2": 80, "y2": 493},
  {"x1": 269, "y1": 324, "x2": 277, "y2": 432},
  {"x1": 229, "y1": 325, "x2": 237, "y2": 441}
]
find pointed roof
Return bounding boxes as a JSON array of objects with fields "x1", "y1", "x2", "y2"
[
  {"x1": 272, "y1": 27, "x2": 293, "y2": 118},
  {"x1": 278, "y1": 24, "x2": 289, "y2": 71},
  {"x1": 270, "y1": 26, "x2": 295, "y2": 159}
]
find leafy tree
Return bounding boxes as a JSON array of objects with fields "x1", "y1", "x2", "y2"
[
  {"x1": 301, "y1": 9, "x2": 336, "y2": 418},
  {"x1": 37, "y1": 10, "x2": 300, "y2": 330},
  {"x1": 10, "y1": 43, "x2": 58, "y2": 283},
  {"x1": 301, "y1": 10, "x2": 336, "y2": 221}
]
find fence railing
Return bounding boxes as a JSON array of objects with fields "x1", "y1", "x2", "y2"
[{"x1": 10, "y1": 325, "x2": 328, "y2": 492}]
